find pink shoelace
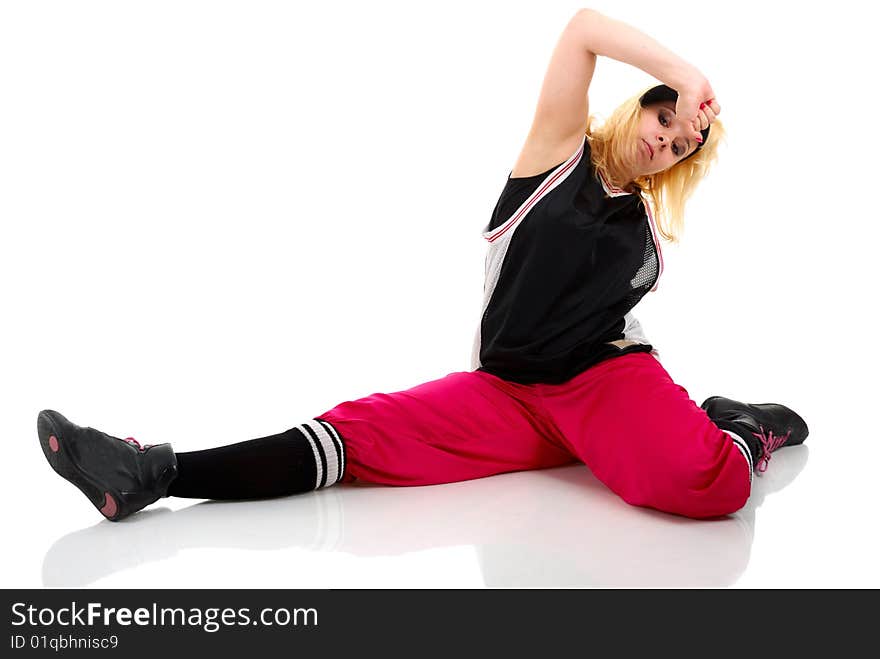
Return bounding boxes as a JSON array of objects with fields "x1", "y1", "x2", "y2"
[
  {"x1": 752, "y1": 424, "x2": 792, "y2": 473},
  {"x1": 121, "y1": 437, "x2": 153, "y2": 451}
]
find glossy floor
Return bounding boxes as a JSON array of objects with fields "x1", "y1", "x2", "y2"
[{"x1": 7, "y1": 435, "x2": 874, "y2": 589}]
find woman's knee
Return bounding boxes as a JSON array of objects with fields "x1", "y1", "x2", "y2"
[{"x1": 651, "y1": 437, "x2": 752, "y2": 518}]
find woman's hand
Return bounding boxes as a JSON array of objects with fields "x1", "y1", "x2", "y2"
[{"x1": 674, "y1": 77, "x2": 721, "y2": 139}]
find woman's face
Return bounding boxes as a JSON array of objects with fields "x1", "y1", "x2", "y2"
[{"x1": 635, "y1": 101, "x2": 702, "y2": 176}]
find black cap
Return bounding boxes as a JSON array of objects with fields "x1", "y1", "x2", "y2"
[{"x1": 639, "y1": 84, "x2": 709, "y2": 161}]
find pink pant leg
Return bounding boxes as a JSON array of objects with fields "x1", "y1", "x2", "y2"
[
  {"x1": 316, "y1": 370, "x2": 576, "y2": 487},
  {"x1": 538, "y1": 352, "x2": 751, "y2": 519}
]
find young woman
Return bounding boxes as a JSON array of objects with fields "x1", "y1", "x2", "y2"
[{"x1": 37, "y1": 9, "x2": 808, "y2": 522}]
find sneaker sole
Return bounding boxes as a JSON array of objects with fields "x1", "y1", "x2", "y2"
[{"x1": 37, "y1": 411, "x2": 123, "y2": 521}]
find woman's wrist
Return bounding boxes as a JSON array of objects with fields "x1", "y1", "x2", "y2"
[{"x1": 665, "y1": 63, "x2": 708, "y2": 96}]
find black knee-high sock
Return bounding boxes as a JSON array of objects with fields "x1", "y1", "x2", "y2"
[{"x1": 166, "y1": 419, "x2": 347, "y2": 500}]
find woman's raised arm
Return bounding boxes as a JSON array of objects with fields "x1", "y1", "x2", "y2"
[
  {"x1": 512, "y1": 8, "x2": 716, "y2": 178},
  {"x1": 574, "y1": 9, "x2": 716, "y2": 129}
]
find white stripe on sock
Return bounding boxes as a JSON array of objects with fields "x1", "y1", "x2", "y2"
[
  {"x1": 725, "y1": 430, "x2": 754, "y2": 485},
  {"x1": 316, "y1": 419, "x2": 346, "y2": 485},
  {"x1": 305, "y1": 420, "x2": 341, "y2": 487}
]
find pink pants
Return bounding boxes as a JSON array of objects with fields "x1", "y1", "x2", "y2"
[{"x1": 316, "y1": 352, "x2": 751, "y2": 519}]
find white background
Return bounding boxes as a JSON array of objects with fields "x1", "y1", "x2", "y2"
[{"x1": 1, "y1": 0, "x2": 877, "y2": 588}]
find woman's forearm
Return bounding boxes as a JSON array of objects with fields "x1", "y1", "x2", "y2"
[{"x1": 575, "y1": 8, "x2": 703, "y2": 92}]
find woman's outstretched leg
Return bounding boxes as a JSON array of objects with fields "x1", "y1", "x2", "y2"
[
  {"x1": 37, "y1": 411, "x2": 346, "y2": 521},
  {"x1": 37, "y1": 369, "x2": 575, "y2": 522}
]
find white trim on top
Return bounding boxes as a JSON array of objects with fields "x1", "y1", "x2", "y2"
[{"x1": 637, "y1": 192, "x2": 665, "y2": 291}]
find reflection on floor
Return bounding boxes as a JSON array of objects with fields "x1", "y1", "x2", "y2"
[{"x1": 42, "y1": 446, "x2": 808, "y2": 588}]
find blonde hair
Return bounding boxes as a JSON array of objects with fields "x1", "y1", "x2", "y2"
[{"x1": 585, "y1": 88, "x2": 726, "y2": 243}]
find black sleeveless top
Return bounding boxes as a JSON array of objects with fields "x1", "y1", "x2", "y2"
[{"x1": 470, "y1": 135, "x2": 663, "y2": 384}]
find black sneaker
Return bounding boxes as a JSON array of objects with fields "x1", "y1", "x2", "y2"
[
  {"x1": 700, "y1": 396, "x2": 809, "y2": 474},
  {"x1": 37, "y1": 409, "x2": 178, "y2": 521}
]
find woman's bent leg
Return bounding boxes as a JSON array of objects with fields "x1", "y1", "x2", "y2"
[
  {"x1": 317, "y1": 370, "x2": 575, "y2": 486},
  {"x1": 538, "y1": 352, "x2": 752, "y2": 519}
]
